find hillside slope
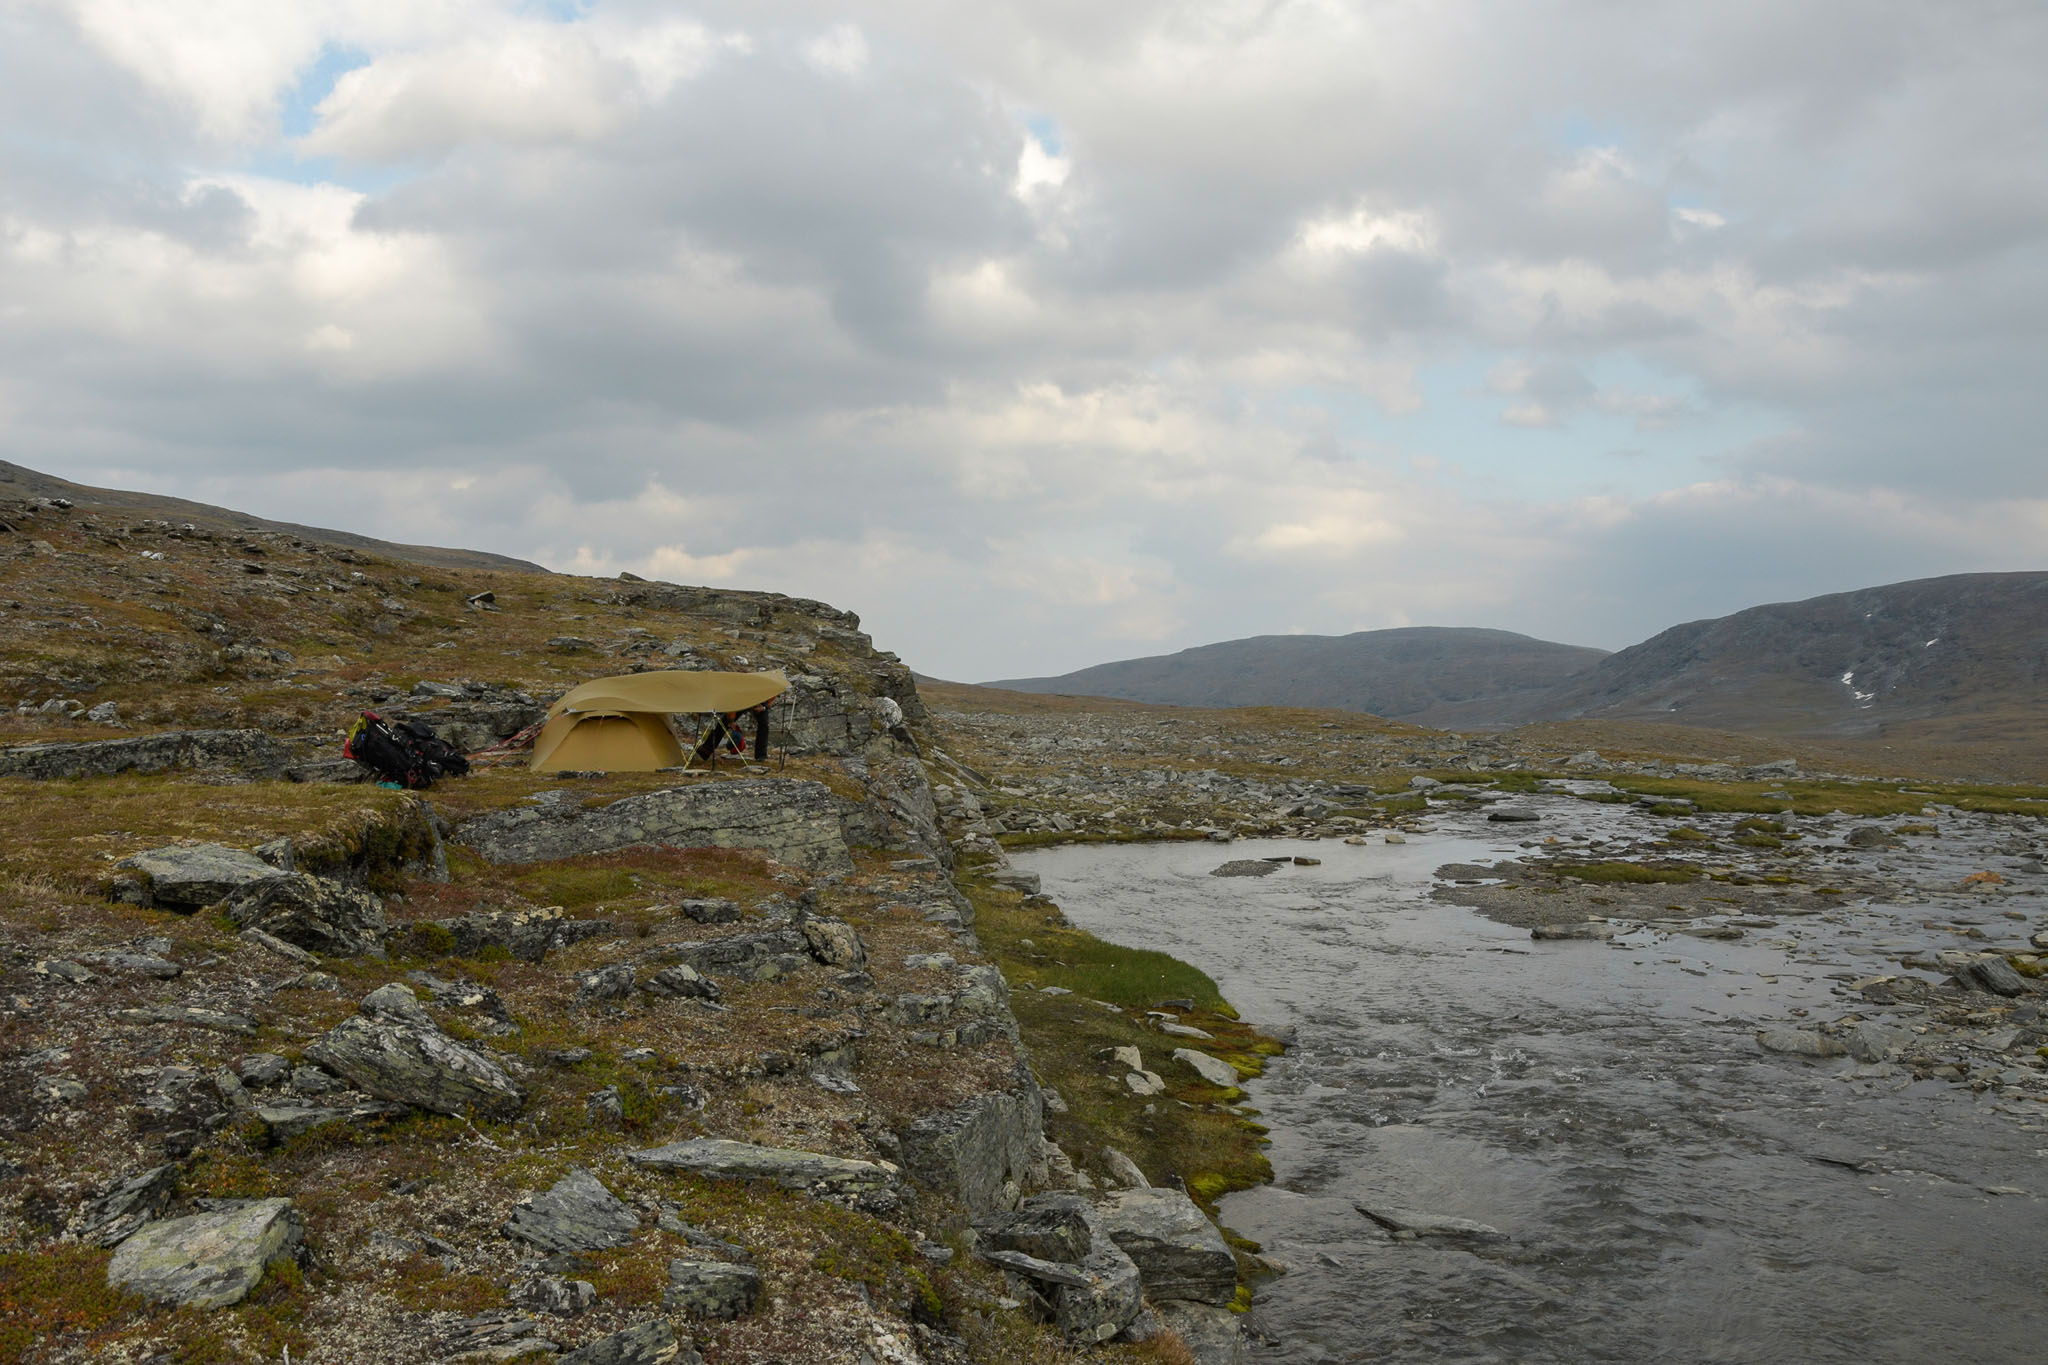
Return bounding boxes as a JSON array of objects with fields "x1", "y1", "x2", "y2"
[
  {"x1": 1530, "y1": 572, "x2": 2048, "y2": 739},
  {"x1": 990, "y1": 626, "x2": 1609, "y2": 728},
  {"x1": 0, "y1": 459, "x2": 547, "y2": 575}
]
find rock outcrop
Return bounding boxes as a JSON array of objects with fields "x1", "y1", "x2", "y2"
[
  {"x1": 897, "y1": 1074, "x2": 1044, "y2": 1213},
  {"x1": 1093, "y1": 1186, "x2": 1238, "y2": 1305},
  {"x1": 455, "y1": 779, "x2": 854, "y2": 875},
  {"x1": 221, "y1": 873, "x2": 387, "y2": 957},
  {"x1": 626, "y1": 1138, "x2": 901, "y2": 1211},
  {"x1": 105, "y1": 1198, "x2": 302, "y2": 1308},
  {"x1": 0, "y1": 728, "x2": 290, "y2": 780},
  {"x1": 121, "y1": 843, "x2": 287, "y2": 909}
]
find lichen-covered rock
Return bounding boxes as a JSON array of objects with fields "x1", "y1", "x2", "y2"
[
  {"x1": 642, "y1": 964, "x2": 720, "y2": 1000},
  {"x1": 421, "y1": 907, "x2": 565, "y2": 962},
  {"x1": 504, "y1": 1168, "x2": 641, "y2": 1253},
  {"x1": 658, "y1": 929, "x2": 810, "y2": 980},
  {"x1": 121, "y1": 843, "x2": 287, "y2": 909},
  {"x1": 305, "y1": 1012, "x2": 525, "y2": 1118},
  {"x1": 69, "y1": 1164, "x2": 176, "y2": 1246},
  {"x1": 556, "y1": 1319, "x2": 692, "y2": 1365},
  {"x1": 664, "y1": 1259, "x2": 760, "y2": 1318},
  {"x1": 973, "y1": 1198, "x2": 1092, "y2": 1264},
  {"x1": 574, "y1": 964, "x2": 638, "y2": 1008},
  {"x1": 1093, "y1": 1186, "x2": 1238, "y2": 1305},
  {"x1": 897, "y1": 1074, "x2": 1044, "y2": 1213},
  {"x1": 105, "y1": 1198, "x2": 301, "y2": 1308},
  {"x1": 627, "y1": 1138, "x2": 901, "y2": 1209},
  {"x1": 1155, "y1": 1298, "x2": 1250, "y2": 1365},
  {"x1": 221, "y1": 873, "x2": 387, "y2": 957},
  {"x1": 0, "y1": 729, "x2": 289, "y2": 781},
  {"x1": 801, "y1": 917, "x2": 867, "y2": 970},
  {"x1": 455, "y1": 779, "x2": 854, "y2": 875}
]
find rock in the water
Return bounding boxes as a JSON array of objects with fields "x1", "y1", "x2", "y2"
[
  {"x1": 221, "y1": 873, "x2": 387, "y2": 957},
  {"x1": 456, "y1": 779, "x2": 854, "y2": 875},
  {"x1": 1487, "y1": 808, "x2": 1540, "y2": 823},
  {"x1": 1210, "y1": 860, "x2": 1280, "y2": 878},
  {"x1": 0, "y1": 729, "x2": 288, "y2": 781},
  {"x1": 628, "y1": 1139, "x2": 901, "y2": 1209},
  {"x1": 1155, "y1": 1298, "x2": 1251, "y2": 1365},
  {"x1": 1845, "y1": 825, "x2": 1897, "y2": 848},
  {"x1": 1355, "y1": 1204, "x2": 1508, "y2": 1242},
  {"x1": 557, "y1": 1320, "x2": 691, "y2": 1365},
  {"x1": 1844, "y1": 1022, "x2": 1906, "y2": 1063},
  {"x1": 1956, "y1": 957, "x2": 2028, "y2": 997},
  {"x1": 1531, "y1": 922, "x2": 1615, "y2": 941},
  {"x1": 1094, "y1": 1186, "x2": 1238, "y2": 1305},
  {"x1": 305, "y1": 1011, "x2": 525, "y2": 1117},
  {"x1": 801, "y1": 917, "x2": 867, "y2": 970},
  {"x1": 105, "y1": 1198, "x2": 302, "y2": 1307},
  {"x1": 121, "y1": 843, "x2": 286, "y2": 910},
  {"x1": 1757, "y1": 1029, "x2": 1849, "y2": 1058},
  {"x1": 505, "y1": 1167, "x2": 641, "y2": 1253},
  {"x1": 664, "y1": 1259, "x2": 760, "y2": 1318},
  {"x1": 1172, "y1": 1048, "x2": 1239, "y2": 1088}
]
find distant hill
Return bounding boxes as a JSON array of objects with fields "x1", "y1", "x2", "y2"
[
  {"x1": 0, "y1": 459, "x2": 547, "y2": 575},
  {"x1": 989, "y1": 626, "x2": 1610, "y2": 728},
  {"x1": 1528, "y1": 572, "x2": 2048, "y2": 739}
]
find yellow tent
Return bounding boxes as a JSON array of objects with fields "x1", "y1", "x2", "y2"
[{"x1": 530, "y1": 669, "x2": 789, "y2": 773}]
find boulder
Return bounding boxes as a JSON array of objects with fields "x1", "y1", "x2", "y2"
[
  {"x1": 664, "y1": 1259, "x2": 760, "y2": 1318},
  {"x1": 1155, "y1": 1298, "x2": 1250, "y2": 1365},
  {"x1": 0, "y1": 729, "x2": 289, "y2": 781},
  {"x1": 512, "y1": 1273, "x2": 598, "y2": 1316},
  {"x1": 557, "y1": 1320, "x2": 693, "y2": 1365},
  {"x1": 455, "y1": 779, "x2": 854, "y2": 875},
  {"x1": 504, "y1": 1168, "x2": 640, "y2": 1253},
  {"x1": 677, "y1": 898, "x2": 742, "y2": 924},
  {"x1": 1100, "y1": 1148, "x2": 1150, "y2": 1189},
  {"x1": 802, "y1": 917, "x2": 867, "y2": 970},
  {"x1": 658, "y1": 929, "x2": 811, "y2": 981},
  {"x1": 897, "y1": 1081, "x2": 1044, "y2": 1213},
  {"x1": 1054, "y1": 1241, "x2": 1145, "y2": 1344},
  {"x1": 105, "y1": 1198, "x2": 302, "y2": 1308},
  {"x1": 1487, "y1": 808, "x2": 1540, "y2": 823},
  {"x1": 628, "y1": 1139, "x2": 901, "y2": 1210},
  {"x1": 121, "y1": 843, "x2": 286, "y2": 910},
  {"x1": 574, "y1": 964, "x2": 638, "y2": 1008},
  {"x1": 1172, "y1": 1049, "x2": 1239, "y2": 1088},
  {"x1": 221, "y1": 873, "x2": 387, "y2": 957},
  {"x1": 1094, "y1": 1187, "x2": 1237, "y2": 1305},
  {"x1": 974, "y1": 1198, "x2": 1093, "y2": 1264},
  {"x1": 253, "y1": 1101, "x2": 404, "y2": 1144},
  {"x1": 305, "y1": 1012, "x2": 525, "y2": 1118},
  {"x1": 1756, "y1": 1028, "x2": 1848, "y2": 1059}
]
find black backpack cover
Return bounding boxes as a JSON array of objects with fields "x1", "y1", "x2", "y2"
[{"x1": 343, "y1": 711, "x2": 468, "y2": 788}]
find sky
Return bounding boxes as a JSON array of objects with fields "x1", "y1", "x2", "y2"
[{"x1": 4, "y1": 1, "x2": 2045, "y2": 680}]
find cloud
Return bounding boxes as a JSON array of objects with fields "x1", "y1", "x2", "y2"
[{"x1": 3, "y1": 0, "x2": 2045, "y2": 681}]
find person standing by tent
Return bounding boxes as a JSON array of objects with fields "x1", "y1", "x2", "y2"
[
  {"x1": 693, "y1": 711, "x2": 748, "y2": 764},
  {"x1": 748, "y1": 700, "x2": 772, "y2": 760}
]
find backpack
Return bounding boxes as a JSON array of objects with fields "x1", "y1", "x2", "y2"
[{"x1": 343, "y1": 711, "x2": 468, "y2": 788}]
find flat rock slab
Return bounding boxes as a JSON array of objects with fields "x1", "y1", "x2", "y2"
[
  {"x1": 664, "y1": 1259, "x2": 760, "y2": 1318},
  {"x1": 557, "y1": 1320, "x2": 693, "y2": 1365},
  {"x1": 628, "y1": 1139, "x2": 900, "y2": 1207},
  {"x1": 1355, "y1": 1204, "x2": 1509, "y2": 1242},
  {"x1": 456, "y1": 779, "x2": 854, "y2": 875},
  {"x1": 0, "y1": 729, "x2": 288, "y2": 781},
  {"x1": 121, "y1": 843, "x2": 286, "y2": 910},
  {"x1": 1757, "y1": 1028, "x2": 1849, "y2": 1058},
  {"x1": 106, "y1": 1198, "x2": 301, "y2": 1307},
  {"x1": 305, "y1": 1013, "x2": 525, "y2": 1117},
  {"x1": 505, "y1": 1168, "x2": 640, "y2": 1253},
  {"x1": 1094, "y1": 1187, "x2": 1238, "y2": 1305},
  {"x1": 1211, "y1": 860, "x2": 1281, "y2": 878}
]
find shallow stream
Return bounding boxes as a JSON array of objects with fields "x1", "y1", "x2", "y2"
[{"x1": 1015, "y1": 797, "x2": 2048, "y2": 1364}]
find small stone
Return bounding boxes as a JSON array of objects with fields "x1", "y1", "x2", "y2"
[
  {"x1": 1384, "y1": 832, "x2": 1406, "y2": 844},
  {"x1": 305, "y1": 1010, "x2": 525, "y2": 1118},
  {"x1": 1355, "y1": 1203, "x2": 1508, "y2": 1242},
  {"x1": 1956, "y1": 957, "x2": 2028, "y2": 997},
  {"x1": 120, "y1": 843, "x2": 287, "y2": 910},
  {"x1": 664, "y1": 1259, "x2": 761, "y2": 1318}
]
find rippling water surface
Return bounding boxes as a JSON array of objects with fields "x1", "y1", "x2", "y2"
[{"x1": 1016, "y1": 801, "x2": 2048, "y2": 1365}]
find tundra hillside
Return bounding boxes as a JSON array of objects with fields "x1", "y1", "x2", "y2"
[{"x1": 0, "y1": 492, "x2": 1276, "y2": 1364}]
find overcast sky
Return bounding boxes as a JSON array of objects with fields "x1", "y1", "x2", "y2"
[{"x1": 5, "y1": 2, "x2": 2044, "y2": 679}]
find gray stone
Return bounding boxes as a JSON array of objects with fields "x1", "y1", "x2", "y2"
[
  {"x1": 237, "y1": 1053, "x2": 292, "y2": 1087},
  {"x1": 1845, "y1": 824, "x2": 1897, "y2": 848},
  {"x1": 974, "y1": 1197, "x2": 1093, "y2": 1264},
  {"x1": 1101, "y1": 1148, "x2": 1150, "y2": 1189},
  {"x1": 305, "y1": 1013, "x2": 525, "y2": 1118},
  {"x1": 1531, "y1": 922, "x2": 1616, "y2": 941},
  {"x1": 116, "y1": 1005, "x2": 255, "y2": 1034},
  {"x1": 221, "y1": 874, "x2": 387, "y2": 957},
  {"x1": 802, "y1": 917, "x2": 867, "y2": 970},
  {"x1": 677, "y1": 898, "x2": 742, "y2": 924},
  {"x1": 240, "y1": 927, "x2": 318, "y2": 967},
  {"x1": 1172, "y1": 1049, "x2": 1239, "y2": 1088},
  {"x1": 70, "y1": 1164, "x2": 177, "y2": 1246},
  {"x1": 1210, "y1": 860, "x2": 1280, "y2": 878},
  {"x1": 664, "y1": 1259, "x2": 760, "y2": 1318},
  {"x1": 1845, "y1": 1021, "x2": 1906, "y2": 1063},
  {"x1": 1956, "y1": 957, "x2": 2029, "y2": 997},
  {"x1": 456, "y1": 778, "x2": 854, "y2": 875},
  {"x1": 1094, "y1": 1186, "x2": 1237, "y2": 1305},
  {"x1": 627, "y1": 1138, "x2": 901, "y2": 1210},
  {"x1": 0, "y1": 729, "x2": 289, "y2": 781},
  {"x1": 556, "y1": 1320, "x2": 692, "y2": 1365},
  {"x1": 1355, "y1": 1204, "x2": 1508, "y2": 1242},
  {"x1": 360, "y1": 982, "x2": 434, "y2": 1027},
  {"x1": 422, "y1": 907, "x2": 565, "y2": 962},
  {"x1": 291, "y1": 1064, "x2": 345, "y2": 1094},
  {"x1": 505, "y1": 1168, "x2": 640, "y2": 1253},
  {"x1": 105, "y1": 1198, "x2": 302, "y2": 1308},
  {"x1": 991, "y1": 869, "x2": 1042, "y2": 895},
  {"x1": 1155, "y1": 1298, "x2": 1250, "y2": 1365},
  {"x1": 575, "y1": 964, "x2": 638, "y2": 1007},
  {"x1": 511, "y1": 1273, "x2": 597, "y2": 1316},
  {"x1": 659, "y1": 929, "x2": 810, "y2": 980},
  {"x1": 1756, "y1": 1029, "x2": 1849, "y2": 1058},
  {"x1": 78, "y1": 951, "x2": 182, "y2": 979},
  {"x1": 898, "y1": 1081, "x2": 1044, "y2": 1213},
  {"x1": 121, "y1": 843, "x2": 286, "y2": 909},
  {"x1": 642, "y1": 964, "x2": 720, "y2": 1001},
  {"x1": 1055, "y1": 1238, "x2": 1145, "y2": 1344}
]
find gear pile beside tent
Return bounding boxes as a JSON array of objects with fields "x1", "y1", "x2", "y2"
[{"x1": 529, "y1": 669, "x2": 789, "y2": 773}]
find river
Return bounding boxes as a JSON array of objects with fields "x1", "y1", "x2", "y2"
[{"x1": 1014, "y1": 796, "x2": 2048, "y2": 1364}]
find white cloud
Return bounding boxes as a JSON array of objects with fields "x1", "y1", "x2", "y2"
[{"x1": 803, "y1": 23, "x2": 869, "y2": 78}]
